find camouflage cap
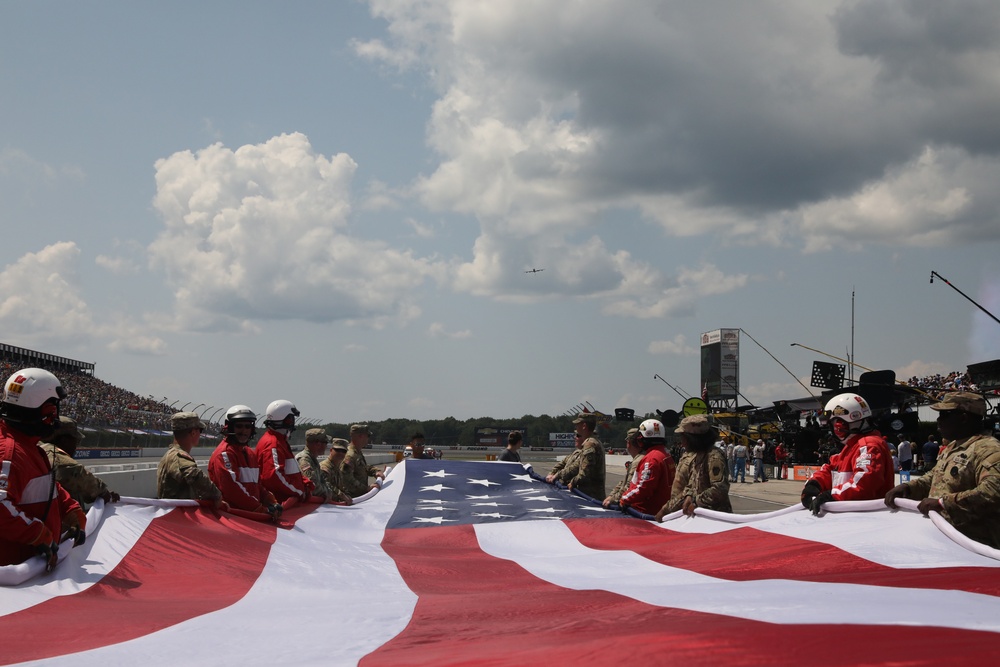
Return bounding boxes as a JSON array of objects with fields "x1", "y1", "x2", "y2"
[
  {"x1": 350, "y1": 424, "x2": 371, "y2": 434},
  {"x1": 52, "y1": 416, "x2": 84, "y2": 442},
  {"x1": 930, "y1": 391, "x2": 987, "y2": 417},
  {"x1": 675, "y1": 414, "x2": 713, "y2": 435},
  {"x1": 171, "y1": 411, "x2": 206, "y2": 431},
  {"x1": 305, "y1": 427, "x2": 328, "y2": 442},
  {"x1": 572, "y1": 413, "x2": 597, "y2": 427},
  {"x1": 330, "y1": 438, "x2": 349, "y2": 452}
]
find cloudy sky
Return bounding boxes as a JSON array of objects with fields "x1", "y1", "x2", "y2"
[{"x1": 2, "y1": 1, "x2": 999, "y2": 424}]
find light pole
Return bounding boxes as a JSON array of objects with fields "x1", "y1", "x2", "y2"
[
  {"x1": 180, "y1": 402, "x2": 192, "y2": 411},
  {"x1": 193, "y1": 403, "x2": 205, "y2": 414},
  {"x1": 208, "y1": 407, "x2": 225, "y2": 424},
  {"x1": 169, "y1": 400, "x2": 181, "y2": 409},
  {"x1": 199, "y1": 405, "x2": 214, "y2": 418}
]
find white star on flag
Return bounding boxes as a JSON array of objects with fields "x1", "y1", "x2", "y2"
[
  {"x1": 522, "y1": 495, "x2": 554, "y2": 502},
  {"x1": 471, "y1": 512, "x2": 515, "y2": 519},
  {"x1": 412, "y1": 516, "x2": 457, "y2": 524},
  {"x1": 420, "y1": 484, "x2": 453, "y2": 493},
  {"x1": 423, "y1": 470, "x2": 455, "y2": 478},
  {"x1": 509, "y1": 473, "x2": 536, "y2": 483},
  {"x1": 471, "y1": 502, "x2": 510, "y2": 507},
  {"x1": 467, "y1": 478, "x2": 500, "y2": 487}
]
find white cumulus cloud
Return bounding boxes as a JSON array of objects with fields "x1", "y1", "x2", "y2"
[{"x1": 148, "y1": 133, "x2": 441, "y2": 331}]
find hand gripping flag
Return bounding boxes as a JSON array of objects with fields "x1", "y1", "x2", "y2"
[{"x1": 3, "y1": 459, "x2": 1000, "y2": 666}]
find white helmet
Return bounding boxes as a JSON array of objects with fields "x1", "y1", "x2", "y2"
[
  {"x1": 1, "y1": 368, "x2": 66, "y2": 437},
  {"x1": 824, "y1": 393, "x2": 873, "y2": 441},
  {"x1": 637, "y1": 419, "x2": 666, "y2": 440},
  {"x1": 223, "y1": 404, "x2": 257, "y2": 437},
  {"x1": 264, "y1": 399, "x2": 299, "y2": 432}
]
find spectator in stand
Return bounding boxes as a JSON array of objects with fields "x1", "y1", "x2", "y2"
[
  {"x1": 41, "y1": 416, "x2": 119, "y2": 508},
  {"x1": 499, "y1": 431, "x2": 523, "y2": 462},
  {"x1": 800, "y1": 393, "x2": 894, "y2": 515},
  {"x1": 256, "y1": 400, "x2": 312, "y2": 503},
  {"x1": 0, "y1": 368, "x2": 87, "y2": 569},
  {"x1": 157, "y1": 412, "x2": 225, "y2": 507},
  {"x1": 656, "y1": 414, "x2": 731, "y2": 519},
  {"x1": 885, "y1": 392, "x2": 1000, "y2": 549},
  {"x1": 619, "y1": 419, "x2": 675, "y2": 515},
  {"x1": 208, "y1": 405, "x2": 281, "y2": 520}
]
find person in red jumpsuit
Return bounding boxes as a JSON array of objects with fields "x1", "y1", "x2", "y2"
[
  {"x1": 0, "y1": 368, "x2": 86, "y2": 569},
  {"x1": 255, "y1": 399, "x2": 313, "y2": 503},
  {"x1": 619, "y1": 418, "x2": 676, "y2": 515},
  {"x1": 209, "y1": 404, "x2": 282, "y2": 520},
  {"x1": 801, "y1": 392, "x2": 894, "y2": 514}
]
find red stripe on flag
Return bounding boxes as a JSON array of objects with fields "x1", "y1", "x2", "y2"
[
  {"x1": 566, "y1": 518, "x2": 1000, "y2": 596},
  {"x1": 366, "y1": 523, "x2": 1000, "y2": 666},
  {"x1": 0, "y1": 505, "x2": 314, "y2": 666}
]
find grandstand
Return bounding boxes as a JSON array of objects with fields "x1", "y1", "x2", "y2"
[{"x1": 1, "y1": 342, "x2": 218, "y2": 449}]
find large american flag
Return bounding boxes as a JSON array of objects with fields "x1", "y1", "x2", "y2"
[{"x1": 3, "y1": 458, "x2": 1000, "y2": 666}]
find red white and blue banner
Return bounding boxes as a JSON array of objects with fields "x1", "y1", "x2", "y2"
[{"x1": 3, "y1": 459, "x2": 1000, "y2": 666}]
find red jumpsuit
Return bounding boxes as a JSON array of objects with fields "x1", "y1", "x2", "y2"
[
  {"x1": 209, "y1": 438, "x2": 277, "y2": 511},
  {"x1": 807, "y1": 431, "x2": 894, "y2": 501},
  {"x1": 620, "y1": 444, "x2": 676, "y2": 514},
  {"x1": 0, "y1": 420, "x2": 83, "y2": 566},
  {"x1": 255, "y1": 429, "x2": 312, "y2": 502}
]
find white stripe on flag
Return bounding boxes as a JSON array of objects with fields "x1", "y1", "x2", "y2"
[
  {"x1": 29, "y1": 463, "x2": 416, "y2": 666},
  {"x1": 473, "y1": 518, "x2": 1000, "y2": 633}
]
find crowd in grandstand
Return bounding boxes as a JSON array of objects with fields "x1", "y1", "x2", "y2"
[
  {"x1": 0, "y1": 357, "x2": 209, "y2": 433},
  {"x1": 902, "y1": 371, "x2": 982, "y2": 397}
]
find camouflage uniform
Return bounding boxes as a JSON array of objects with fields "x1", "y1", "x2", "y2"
[
  {"x1": 156, "y1": 443, "x2": 222, "y2": 501},
  {"x1": 39, "y1": 443, "x2": 112, "y2": 506},
  {"x1": 319, "y1": 456, "x2": 353, "y2": 503},
  {"x1": 550, "y1": 448, "x2": 583, "y2": 483},
  {"x1": 567, "y1": 436, "x2": 606, "y2": 500},
  {"x1": 342, "y1": 444, "x2": 379, "y2": 498},
  {"x1": 296, "y1": 447, "x2": 334, "y2": 501},
  {"x1": 899, "y1": 432, "x2": 1000, "y2": 548},
  {"x1": 664, "y1": 448, "x2": 732, "y2": 514},
  {"x1": 607, "y1": 453, "x2": 645, "y2": 504}
]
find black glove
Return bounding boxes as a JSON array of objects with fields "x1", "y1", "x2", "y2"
[
  {"x1": 65, "y1": 526, "x2": 86, "y2": 547},
  {"x1": 35, "y1": 542, "x2": 59, "y2": 572},
  {"x1": 810, "y1": 491, "x2": 834, "y2": 516},
  {"x1": 801, "y1": 480, "x2": 822, "y2": 509},
  {"x1": 267, "y1": 504, "x2": 283, "y2": 521}
]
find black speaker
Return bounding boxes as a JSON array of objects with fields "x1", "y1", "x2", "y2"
[{"x1": 615, "y1": 408, "x2": 635, "y2": 422}]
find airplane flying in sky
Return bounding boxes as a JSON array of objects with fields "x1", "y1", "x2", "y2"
[{"x1": 524, "y1": 268, "x2": 544, "y2": 274}]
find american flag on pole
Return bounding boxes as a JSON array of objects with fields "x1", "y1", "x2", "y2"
[{"x1": 3, "y1": 458, "x2": 1000, "y2": 666}]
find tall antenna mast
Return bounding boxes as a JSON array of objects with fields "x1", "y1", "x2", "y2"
[{"x1": 850, "y1": 287, "x2": 855, "y2": 384}]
